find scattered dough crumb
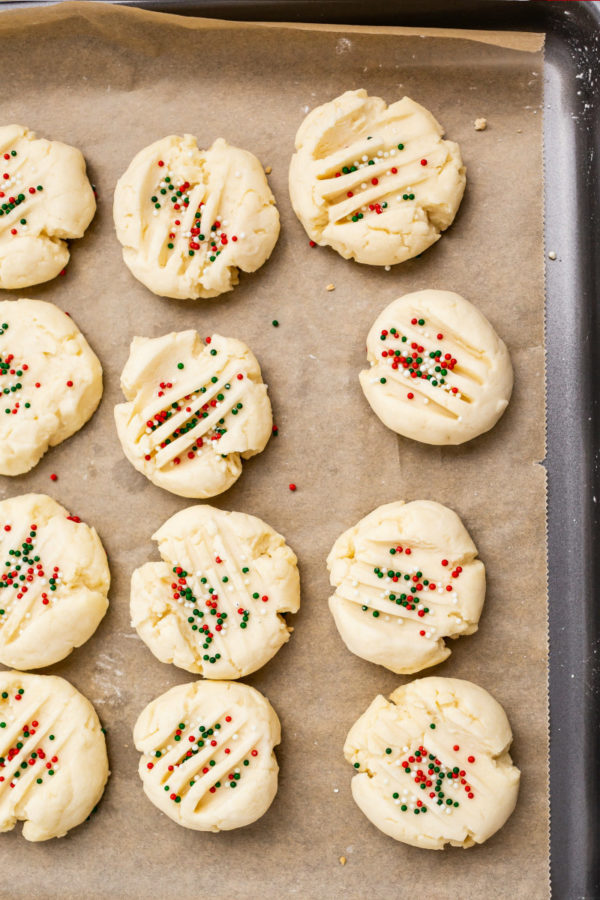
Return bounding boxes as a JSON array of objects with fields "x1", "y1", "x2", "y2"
[
  {"x1": 516, "y1": 128, "x2": 523, "y2": 134},
  {"x1": 548, "y1": 251, "x2": 557, "y2": 260},
  {"x1": 326, "y1": 283, "x2": 336, "y2": 292},
  {"x1": 264, "y1": 165, "x2": 272, "y2": 174},
  {"x1": 474, "y1": 117, "x2": 487, "y2": 131},
  {"x1": 339, "y1": 857, "x2": 347, "y2": 866}
]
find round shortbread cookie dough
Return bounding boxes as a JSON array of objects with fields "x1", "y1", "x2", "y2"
[
  {"x1": 344, "y1": 677, "x2": 520, "y2": 850},
  {"x1": 360, "y1": 290, "x2": 513, "y2": 445},
  {"x1": 327, "y1": 500, "x2": 485, "y2": 674},
  {"x1": 0, "y1": 671, "x2": 109, "y2": 841},
  {"x1": 0, "y1": 494, "x2": 110, "y2": 670},
  {"x1": 0, "y1": 125, "x2": 96, "y2": 290},
  {"x1": 289, "y1": 90, "x2": 465, "y2": 266},
  {"x1": 113, "y1": 134, "x2": 280, "y2": 300},
  {"x1": 114, "y1": 331, "x2": 272, "y2": 499},
  {"x1": 131, "y1": 504, "x2": 300, "y2": 679},
  {"x1": 134, "y1": 680, "x2": 280, "y2": 832},
  {"x1": 0, "y1": 298, "x2": 103, "y2": 475}
]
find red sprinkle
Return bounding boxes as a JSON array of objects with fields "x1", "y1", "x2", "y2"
[
  {"x1": 50, "y1": 474, "x2": 58, "y2": 482},
  {"x1": 288, "y1": 483, "x2": 297, "y2": 492}
]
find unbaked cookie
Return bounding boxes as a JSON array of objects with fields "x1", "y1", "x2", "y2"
[
  {"x1": 289, "y1": 90, "x2": 465, "y2": 266},
  {"x1": 360, "y1": 290, "x2": 513, "y2": 445},
  {"x1": 0, "y1": 299, "x2": 103, "y2": 475},
  {"x1": 114, "y1": 330, "x2": 272, "y2": 499},
  {"x1": 113, "y1": 134, "x2": 279, "y2": 299},
  {"x1": 0, "y1": 671, "x2": 109, "y2": 841},
  {"x1": 0, "y1": 493, "x2": 110, "y2": 670},
  {"x1": 134, "y1": 680, "x2": 280, "y2": 832},
  {"x1": 344, "y1": 677, "x2": 520, "y2": 850},
  {"x1": 0, "y1": 125, "x2": 95, "y2": 289},
  {"x1": 328, "y1": 500, "x2": 484, "y2": 674},
  {"x1": 131, "y1": 504, "x2": 300, "y2": 678}
]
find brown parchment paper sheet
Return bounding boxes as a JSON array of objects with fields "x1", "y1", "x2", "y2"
[{"x1": 0, "y1": 4, "x2": 548, "y2": 898}]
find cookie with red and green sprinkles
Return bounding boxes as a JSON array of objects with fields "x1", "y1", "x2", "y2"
[
  {"x1": 131, "y1": 504, "x2": 300, "y2": 679},
  {"x1": 0, "y1": 493, "x2": 110, "y2": 670},
  {"x1": 114, "y1": 330, "x2": 272, "y2": 499},
  {"x1": 0, "y1": 298, "x2": 103, "y2": 476},
  {"x1": 134, "y1": 679, "x2": 280, "y2": 831},
  {"x1": 345, "y1": 677, "x2": 520, "y2": 850},
  {"x1": 289, "y1": 90, "x2": 465, "y2": 266},
  {"x1": 113, "y1": 134, "x2": 279, "y2": 300},
  {"x1": 0, "y1": 125, "x2": 95, "y2": 289},
  {"x1": 360, "y1": 290, "x2": 513, "y2": 445},
  {"x1": 0, "y1": 671, "x2": 109, "y2": 841},
  {"x1": 327, "y1": 500, "x2": 485, "y2": 674}
]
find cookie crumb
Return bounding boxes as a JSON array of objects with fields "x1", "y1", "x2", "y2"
[
  {"x1": 474, "y1": 118, "x2": 487, "y2": 131},
  {"x1": 326, "y1": 283, "x2": 336, "y2": 292},
  {"x1": 339, "y1": 856, "x2": 347, "y2": 866},
  {"x1": 264, "y1": 165, "x2": 272, "y2": 174},
  {"x1": 548, "y1": 251, "x2": 557, "y2": 260}
]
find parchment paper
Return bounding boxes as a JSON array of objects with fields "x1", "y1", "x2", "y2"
[{"x1": 0, "y1": 4, "x2": 548, "y2": 898}]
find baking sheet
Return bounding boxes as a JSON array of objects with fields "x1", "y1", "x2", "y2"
[{"x1": 0, "y1": 4, "x2": 547, "y2": 898}]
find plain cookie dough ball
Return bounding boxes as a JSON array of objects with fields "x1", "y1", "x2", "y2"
[
  {"x1": 0, "y1": 494, "x2": 110, "y2": 670},
  {"x1": 344, "y1": 677, "x2": 520, "y2": 850},
  {"x1": 113, "y1": 134, "x2": 280, "y2": 300},
  {"x1": 0, "y1": 125, "x2": 96, "y2": 289},
  {"x1": 0, "y1": 298, "x2": 103, "y2": 475},
  {"x1": 0, "y1": 671, "x2": 109, "y2": 841},
  {"x1": 360, "y1": 290, "x2": 513, "y2": 445},
  {"x1": 134, "y1": 680, "x2": 280, "y2": 832},
  {"x1": 289, "y1": 90, "x2": 465, "y2": 266},
  {"x1": 328, "y1": 500, "x2": 485, "y2": 674},
  {"x1": 114, "y1": 331, "x2": 272, "y2": 499},
  {"x1": 131, "y1": 504, "x2": 300, "y2": 678}
]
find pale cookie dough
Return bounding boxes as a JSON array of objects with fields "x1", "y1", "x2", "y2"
[
  {"x1": 0, "y1": 494, "x2": 110, "y2": 670},
  {"x1": 131, "y1": 504, "x2": 300, "y2": 678},
  {"x1": 113, "y1": 134, "x2": 280, "y2": 300},
  {"x1": 0, "y1": 125, "x2": 95, "y2": 289},
  {"x1": 0, "y1": 298, "x2": 103, "y2": 476},
  {"x1": 360, "y1": 290, "x2": 513, "y2": 445},
  {"x1": 328, "y1": 500, "x2": 485, "y2": 674},
  {"x1": 344, "y1": 677, "x2": 520, "y2": 850},
  {"x1": 0, "y1": 671, "x2": 109, "y2": 841},
  {"x1": 134, "y1": 680, "x2": 280, "y2": 832},
  {"x1": 289, "y1": 90, "x2": 465, "y2": 266},
  {"x1": 114, "y1": 331, "x2": 272, "y2": 499}
]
